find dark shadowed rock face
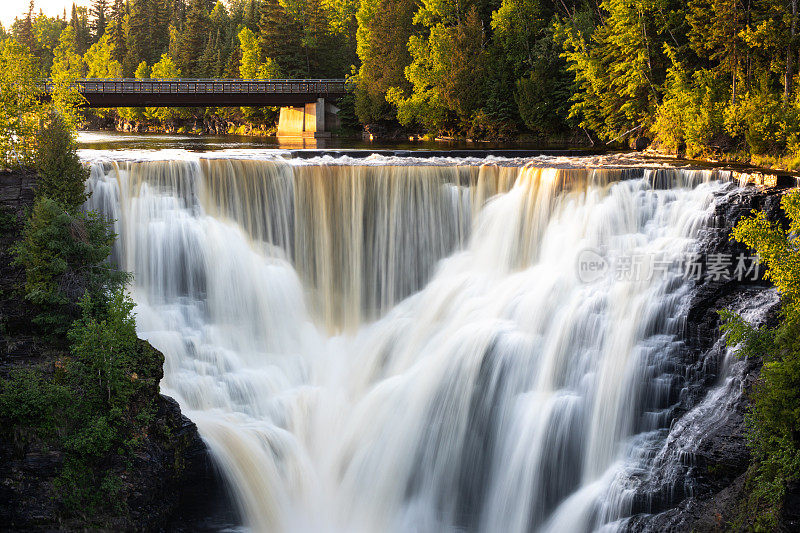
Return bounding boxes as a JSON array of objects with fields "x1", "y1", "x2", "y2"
[
  {"x1": 626, "y1": 184, "x2": 797, "y2": 532},
  {"x1": 0, "y1": 170, "x2": 240, "y2": 531}
]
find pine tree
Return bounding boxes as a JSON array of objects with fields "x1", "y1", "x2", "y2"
[
  {"x1": 354, "y1": 0, "x2": 417, "y2": 122},
  {"x1": 125, "y1": 0, "x2": 170, "y2": 70},
  {"x1": 69, "y1": 4, "x2": 92, "y2": 54},
  {"x1": 176, "y1": 0, "x2": 211, "y2": 75},
  {"x1": 17, "y1": 1, "x2": 37, "y2": 53},
  {"x1": 687, "y1": 0, "x2": 745, "y2": 100},
  {"x1": 108, "y1": 0, "x2": 127, "y2": 65},
  {"x1": 91, "y1": 0, "x2": 109, "y2": 41},
  {"x1": 258, "y1": 0, "x2": 305, "y2": 76}
]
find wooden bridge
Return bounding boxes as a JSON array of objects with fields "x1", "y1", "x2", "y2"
[{"x1": 43, "y1": 78, "x2": 348, "y2": 108}]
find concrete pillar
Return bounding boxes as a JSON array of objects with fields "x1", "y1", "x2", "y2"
[
  {"x1": 277, "y1": 106, "x2": 305, "y2": 136},
  {"x1": 278, "y1": 98, "x2": 331, "y2": 138},
  {"x1": 315, "y1": 97, "x2": 325, "y2": 134}
]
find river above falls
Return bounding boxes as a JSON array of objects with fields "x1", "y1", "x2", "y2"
[{"x1": 77, "y1": 130, "x2": 600, "y2": 153}]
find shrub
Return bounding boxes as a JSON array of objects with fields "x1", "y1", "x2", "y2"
[
  {"x1": 34, "y1": 111, "x2": 89, "y2": 211},
  {"x1": 0, "y1": 367, "x2": 72, "y2": 441},
  {"x1": 0, "y1": 288, "x2": 158, "y2": 519},
  {"x1": 68, "y1": 289, "x2": 140, "y2": 412},
  {"x1": 12, "y1": 197, "x2": 127, "y2": 336}
]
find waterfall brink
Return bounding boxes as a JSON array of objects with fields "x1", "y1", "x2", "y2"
[{"x1": 86, "y1": 157, "x2": 731, "y2": 532}]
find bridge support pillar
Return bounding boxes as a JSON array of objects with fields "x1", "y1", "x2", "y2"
[{"x1": 278, "y1": 98, "x2": 338, "y2": 138}]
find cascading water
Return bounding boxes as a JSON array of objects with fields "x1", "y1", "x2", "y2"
[{"x1": 85, "y1": 155, "x2": 734, "y2": 532}]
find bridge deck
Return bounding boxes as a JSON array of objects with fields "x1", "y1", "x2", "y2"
[{"x1": 44, "y1": 78, "x2": 347, "y2": 107}]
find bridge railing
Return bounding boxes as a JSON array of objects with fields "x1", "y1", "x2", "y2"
[{"x1": 42, "y1": 78, "x2": 348, "y2": 95}]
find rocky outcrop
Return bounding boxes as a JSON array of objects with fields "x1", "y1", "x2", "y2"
[
  {"x1": 0, "y1": 170, "x2": 36, "y2": 213},
  {"x1": 627, "y1": 182, "x2": 799, "y2": 531},
  {"x1": 0, "y1": 170, "x2": 239, "y2": 531}
]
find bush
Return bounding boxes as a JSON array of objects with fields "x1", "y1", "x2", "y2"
[
  {"x1": 0, "y1": 367, "x2": 72, "y2": 441},
  {"x1": 34, "y1": 111, "x2": 89, "y2": 211},
  {"x1": 12, "y1": 197, "x2": 127, "y2": 336},
  {"x1": 0, "y1": 288, "x2": 159, "y2": 519},
  {"x1": 68, "y1": 290, "x2": 140, "y2": 413}
]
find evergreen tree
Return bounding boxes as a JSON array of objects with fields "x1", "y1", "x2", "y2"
[
  {"x1": 259, "y1": 0, "x2": 305, "y2": 76},
  {"x1": 108, "y1": 0, "x2": 127, "y2": 65},
  {"x1": 354, "y1": 0, "x2": 417, "y2": 123},
  {"x1": 687, "y1": 0, "x2": 746, "y2": 100},
  {"x1": 176, "y1": 0, "x2": 211, "y2": 76},
  {"x1": 69, "y1": 4, "x2": 92, "y2": 54},
  {"x1": 15, "y1": 1, "x2": 37, "y2": 54},
  {"x1": 125, "y1": 0, "x2": 170, "y2": 71},
  {"x1": 91, "y1": 0, "x2": 109, "y2": 41}
]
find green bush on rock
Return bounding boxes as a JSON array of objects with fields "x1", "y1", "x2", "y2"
[{"x1": 12, "y1": 197, "x2": 127, "y2": 337}]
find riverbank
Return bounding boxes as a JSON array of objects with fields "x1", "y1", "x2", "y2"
[{"x1": 643, "y1": 146, "x2": 800, "y2": 175}]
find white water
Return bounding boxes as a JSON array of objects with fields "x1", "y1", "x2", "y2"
[{"x1": 86, "y1": 156, "x2": 731, "y2": 532}]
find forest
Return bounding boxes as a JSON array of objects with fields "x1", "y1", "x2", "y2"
[{"x1": 3, "y1": 0, "x2": 800, "y2": 163}]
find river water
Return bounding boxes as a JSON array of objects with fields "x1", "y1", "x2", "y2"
[{"x1": 79, "y1": 132, "x2": 752, "y2": 532}]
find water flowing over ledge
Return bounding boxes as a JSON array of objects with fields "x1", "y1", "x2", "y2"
[{"x1": 84, "y1": 155, "x2": 757, "y2": 532}]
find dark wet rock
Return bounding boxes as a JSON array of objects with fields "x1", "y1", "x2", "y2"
[{"x1": 626, "y1": 182, "x2": 792, "y2": 531}]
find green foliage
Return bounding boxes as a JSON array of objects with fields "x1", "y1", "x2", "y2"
[
  {"x1": 354, "y1": 0, "x2": 416, "y2": 123},
  {"x1": 238, "y1": 27, "x2": 282, "y2": 79},
  {"x1": 515, "y1": 62, "x2": 570, "y2": 135},
  {"x1": 731, "y1": 192, "x2": 800, "y2": 314},
  {"x1": 720, "y1": 189, "x2": 800, "y2": 529},
  {"x1": 51, "y1": 26, "x2": 87, "y2": 129},
  {"x1": 718, "y1": 309, "x2": 776, "y2": 360},
  {"x1": 125, "y1": 0, "x2": 170, "y2": 73},
  {"x1": 32, "y1": 13, "x2": 66, "y2": 76},
  {"x1": 7, "y1": 0, "x2": 800, "y2": 146},
  {"x1": 0, "y1": 368, "x2": 72, "y2": 440},
  {"x1": 724, "y1": 92, "x2": 800, "y2": 155},
  {"x1": 135, "y1": 60, "x2": 151, "y2": 79},
  {"x1": 12, "y1": 197, "x2": 127, "y2": 336},
  {"x1": 0, "y1": 206, "x2": 16, "y2": 232},
  {"x1": 176, "y1": 0, "x2": 212, "y2": 76},
  {"x1": 150, "y1": 53, "x2": 181, "y2": 79},
  {"x1": 0, "y1": 38, "x2": 43, "y2": 168},
  {"x1": 84, "y1": 33, "x2": 123, "y2": 78},
  {"x1": 117, "y1": 61, "x2": 150, "y2": 123},
  {"x1": 68, "y1": 290, "x2": 140, "y2": 411},
  {"x1": 0, "y1": 287, "x2": 162, "y2": 519},
  {"x1": 389, "y1": 7, "x2": 488, "y2": 133},
  {"x1": 654, "y1": 66, "x2": 726, "y2": 156},
  {"x1": 558, "y1": 0, "x2": 680, "y2": 142},
  {"x1": 54, "y1": 459, "x2": 125, "y2": 516},
  {"x1": 34, "y1": 111, "x2": 90, "y2": 211},
  {"x1": 146, "y1": 54, "x2": 190, "y2": 122}
]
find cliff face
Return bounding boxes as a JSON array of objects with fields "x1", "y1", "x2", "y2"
[
  {"x1": 0, "y1": 171, "x2": 238, "y2": 531},
  {"x1": 628, "y1": 183, "x2": 800, "y2": 531}
]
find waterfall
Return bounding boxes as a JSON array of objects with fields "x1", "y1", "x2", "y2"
[{"x1": 86, "y1": 156, "x2": 732, "y2": 532}]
